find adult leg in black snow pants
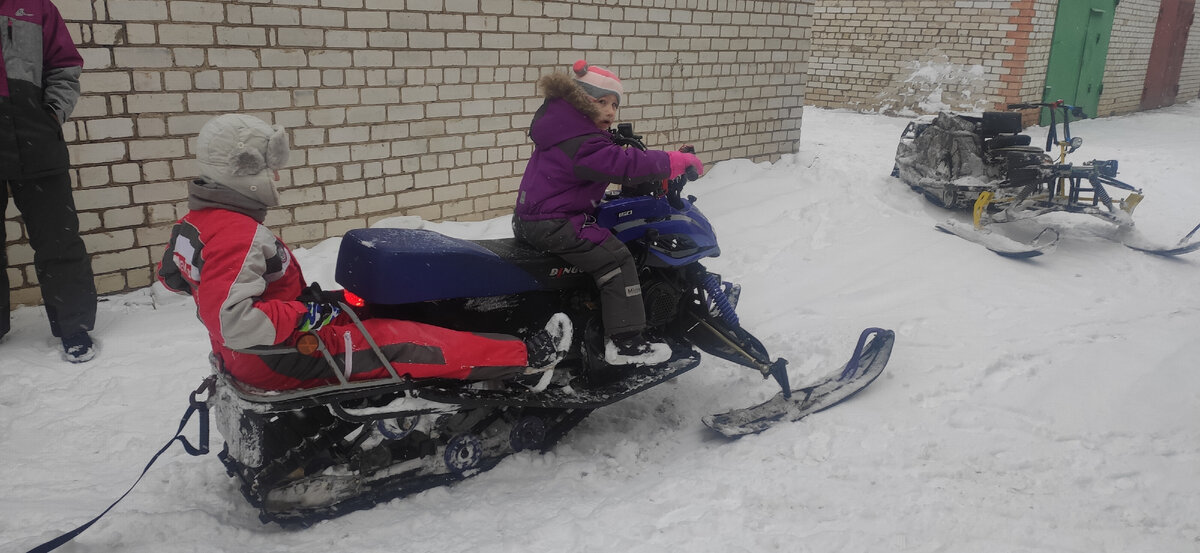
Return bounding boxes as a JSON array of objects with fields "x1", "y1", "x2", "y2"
[
  {"x1": 512, "y1": 217, "x2": 644, "y2": 337},
  {"x1": 1, "y1": 172, "x2": 97, "y2": 338}
]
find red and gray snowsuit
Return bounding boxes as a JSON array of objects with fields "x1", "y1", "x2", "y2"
[
  {"x1": 1, "y1": 0, "x2": 95, "y2": 338},
  {"x1": 513, "y1": 72, "x2": 671, "y2": 337},
  {"x1": 158, "y1": 179, "x2": 529, "y2": 391}
]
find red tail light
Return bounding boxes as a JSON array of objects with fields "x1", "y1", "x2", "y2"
[{"x1": 342, "y1": 289, "x2": 366, "y2": 308}]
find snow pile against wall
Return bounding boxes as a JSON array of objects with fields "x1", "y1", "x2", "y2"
[{"x1": 875, "y1": 54, "x2": 992, "y2": 116}]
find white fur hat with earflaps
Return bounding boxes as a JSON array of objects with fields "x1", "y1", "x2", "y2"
[{"x1": 196, "y1": 114, "x2": 290, "y2": 207}]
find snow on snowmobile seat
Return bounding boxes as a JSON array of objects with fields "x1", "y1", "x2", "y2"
[{"x1": 335, "y1": 228, "x2": 589, "y2": 305}]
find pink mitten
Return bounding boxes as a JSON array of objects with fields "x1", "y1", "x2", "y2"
[{"x1": 666, "y1": 151, "x2": 704, "y2": 179}]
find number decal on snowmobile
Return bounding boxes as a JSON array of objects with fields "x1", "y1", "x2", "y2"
[{"x1": 548, "y1": 266, "x2": 583, "y2": 277}]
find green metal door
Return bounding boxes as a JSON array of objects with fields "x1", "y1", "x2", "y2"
[{"x1": 1042, "y1": 0, "x2": 1117, "y2": 124}]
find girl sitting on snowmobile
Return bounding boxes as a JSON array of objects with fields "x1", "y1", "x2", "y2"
[
  {"x1": 512, "y1": 60, "x2": 704, "y2": 366},
  {"x1": 157, "y1": 114, "x2": 570, "y2": 391}
]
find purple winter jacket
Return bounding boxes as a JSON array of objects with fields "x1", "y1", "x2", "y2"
[{"x1": 515, "y1": 73, "x2": 670, "y2": 244}]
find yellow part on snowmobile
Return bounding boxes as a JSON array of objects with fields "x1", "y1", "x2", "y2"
[
  {"x1": 973, "y1": 191, "x2": 994, "y2": 229},
  {"x1": 1053, "y1": 142, "x2": 1070, "y2": 198},
  {"x1": 1121, "y1": 193, "x2": 1144, "y2": 214}
]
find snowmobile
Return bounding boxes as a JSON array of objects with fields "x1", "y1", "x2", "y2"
[
  {"x1": 204, "y1": 124, "x2": 896, "y2": 526},
  {"x1": 892, "y1": 101, "x2": 1200, "y2": 257}
]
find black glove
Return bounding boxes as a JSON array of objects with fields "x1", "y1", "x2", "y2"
[{"x1": 297, "y1": 281, "x2": 345, "y2": 303}]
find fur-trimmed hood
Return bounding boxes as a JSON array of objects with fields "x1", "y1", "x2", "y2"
[
  {"x1": 538, "y1": 72, "x2": 600, "y2": 122},
  {"x1": 516, "y1": 70, "x2": 671, "y2": 237}
]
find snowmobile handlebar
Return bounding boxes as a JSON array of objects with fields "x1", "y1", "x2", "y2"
[
  {"x1": 611, "y1": 122, "x2": 646, "y2": 150},
  {"x1": 1006, "y1": 101, "x2": 1087, "y2": 119},
  {"x1": 1006, "y1": 101, "x2": 1087, "y2": 154},
  {"x1": 609, "y1": 124, "x2": 701, "y2": 208},
  {"x1": 664, "y1": 165, "x2": 700, "y2": 210}
]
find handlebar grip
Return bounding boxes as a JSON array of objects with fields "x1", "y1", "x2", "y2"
[{"x1": 685, "y1": 166, "x2": 699, "y2": 181}]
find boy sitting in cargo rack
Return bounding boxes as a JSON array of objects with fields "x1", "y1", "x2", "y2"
[{"x1": 157, "y1": 114, "x2": 570, "y2": 391}]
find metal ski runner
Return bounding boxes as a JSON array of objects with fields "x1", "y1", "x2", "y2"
[
  {"x1": 703, "y1": 328, "x2": 895, "y2": 438},
  {"x1": 934, "y1": 219, "x2": 1059, "y2": 258},
  {"x1": 1118, "y1": 222, "x2": 1200, "y2": 257}
]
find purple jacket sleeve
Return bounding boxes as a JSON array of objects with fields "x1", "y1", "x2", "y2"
[{"x1": 572, "y1": 136, "x2": 671, "y2": 186}]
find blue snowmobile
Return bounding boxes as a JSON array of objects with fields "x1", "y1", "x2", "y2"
[{"x1": 207, "y1": 124, "x2": 895, "y2": 526}]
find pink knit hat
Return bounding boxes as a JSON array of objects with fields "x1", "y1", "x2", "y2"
[{"x1": 572, "y1": 60, "x2": 624, "y2": 105}]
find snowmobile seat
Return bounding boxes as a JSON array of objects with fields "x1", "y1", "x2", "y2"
[
  {"x1": 980, "y1": 111, "x2": 1022, "y2": 136},
  {"x1": 980, "y1": 111, "x2": 1031, "y2": 152},
  {"x1": 985, "y1": 134, "x2": 1033, "y2": 150},
  {"x1": 336, "y1": 228, "x2": 591, "y2": 305}
]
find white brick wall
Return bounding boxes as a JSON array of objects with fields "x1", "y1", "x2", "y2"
[
  {"x1": 1099, "y1": 0, "x2": 1160, "y2": 116},
  {"x1": 1185, "y1": 7, "x2": 1200, "y2": 104},
  {"x1": 5, "y1": 1, "x2": 812, "y2": 304}
]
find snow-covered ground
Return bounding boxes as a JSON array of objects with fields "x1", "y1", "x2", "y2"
[{"x1": 4, "y1": 101, "x2": 1200, "y2": 553}]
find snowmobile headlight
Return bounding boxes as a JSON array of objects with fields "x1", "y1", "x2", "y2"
[
  {"x1": 1069, "y1": 136, "x2": 1083, "y2": 149},
  {"x1": 652, "y1": 234, "x2": 697, "y2": 253}
]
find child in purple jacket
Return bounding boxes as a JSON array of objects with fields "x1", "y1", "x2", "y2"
[{"x1": 512, "y1": 60, "x2": 704, "y2": 365}]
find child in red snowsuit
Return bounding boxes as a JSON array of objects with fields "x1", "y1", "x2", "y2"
[{"x1": 159, "y1": 114, "x2": 568, "y2": 390}]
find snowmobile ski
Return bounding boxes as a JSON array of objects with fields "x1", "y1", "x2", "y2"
[
  {"x1": 703, "y1": 328, "x2": 895, "y2": 437},
  {"x1": 1122, "y1": 238, "x2": 1200, "y2": 257},
  {"x1": 1118, "y1": 224, "x2": 1200, "y2": 257},
  {"x1": 934, "y1": 219, "x2": 1059, "y2": 258}
]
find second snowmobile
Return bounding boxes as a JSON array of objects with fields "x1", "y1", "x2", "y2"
[
  {"x1": 892, "y1": 101, "x2": 1200, "y2": 257},
  {"x1": 205, "y1": 125, "x2": 895, "y2": 526}
]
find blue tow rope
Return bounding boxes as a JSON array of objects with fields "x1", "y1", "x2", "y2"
[{"x1": 25, "y1": 377, "x2": 215, "y2": 553}]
